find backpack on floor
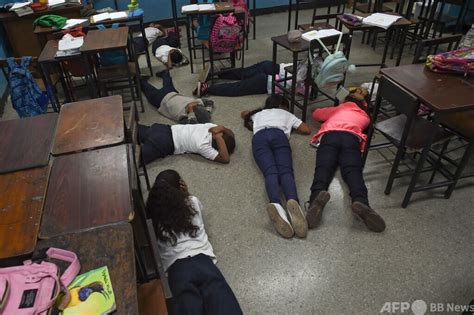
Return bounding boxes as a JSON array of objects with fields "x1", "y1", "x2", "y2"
[
  {"x1": 6, "y1": 57, "x2": 49, "y2": 118},
  {"x1": 309, "y1": 32, "x2": 353, "y2": 89},
  {"x1": 426, "y1": 47, "x2": 474, "y2": 76},
  {"x1": 210, "y1": 13, "x2": 243, "y2": 53},
  {"x1": 0, "y1": 247, "x2": 80, "y2": 315}
]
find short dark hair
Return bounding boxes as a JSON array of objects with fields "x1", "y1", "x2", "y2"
[
  {"x1": 212, "y1": 133, "x2": 236, "y2": 154},
  {"x1": 170, "y1": 50, "x2": 183, "y2": 64},
  {"x1": 265, "y1": 95, "x2": 289, "y2": 110}
]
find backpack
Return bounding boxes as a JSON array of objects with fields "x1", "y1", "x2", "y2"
[
  {"x1": 0, "y1": 247, "x2": 80, "y2": 315},
  {"x1": 426, "y1": 47, "x2": 474, "y2": 76},
  {"x1": 6, "y1": 57, "x2": 49, "y2": 118},
  {"x1": 210, "y1": 13, "x2": 243, "y2": 53},
  {"x1": 97, "y1": 24, "x2": 128, "y2": 67},
  {"x1": 309, "y1": 32, "x2": 353, "y2": 89}
]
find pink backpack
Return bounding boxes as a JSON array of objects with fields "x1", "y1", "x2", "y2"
[
  {"x1": 426, "y1": 47, "x2": 474, "y2": 76},
  {"x1": 210, "y1": 13, "x2": 243, "y2": 53},
  {"x1": 0, "y1": 248, "x2": 80, "y2": 315}
]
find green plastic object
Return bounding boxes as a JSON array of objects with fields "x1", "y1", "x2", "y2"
[
  {"x1": 33, "y1": 14, "x2": 68, "y2": 29},
  {"x1": 128, "y1": 0, "x2": 139, "y2": 10}
]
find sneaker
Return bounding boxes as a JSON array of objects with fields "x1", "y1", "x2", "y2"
[
  {"x1": 202, "y1": 99, "x2": 214, "y2": 113},
  {"x1": 351, "y1": 201, "x2": 386, "y2": 233},
  {"x1": 199, "y1": 65, "x2": 210, "y2": 83},
  {"x1": 193, "y1": 81, "x2": 209, "y2": 97},
  {"x1": 286, "y1": 199, "x2": 308, "y2": 238},
  {"x1": 306, "y1": 191, "x2": 330, "y2": 229},
  {"x1": 266, "y1": 203, "x2": 294, "y2": 238}
]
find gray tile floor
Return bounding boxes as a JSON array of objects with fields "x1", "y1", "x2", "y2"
[{"x1": 2, "y1": 8, "x2": 473, "y2": 315}]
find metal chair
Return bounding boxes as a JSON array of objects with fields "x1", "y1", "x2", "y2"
[
  {"x1": 298, "y1": 0, "x2": 347, "y2": 32},
  {"x1": 412, "y1": 34, "x2": 462, "y2": 63}
]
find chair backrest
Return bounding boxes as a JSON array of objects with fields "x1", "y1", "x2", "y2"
[
  {"x1": 417, "y1": 0, "x2": 451, "y2": 38},
  {"x1": 311, "y1": 0, "x2": 347, "y2": 29},
  {"x1": 376, "y1": 76, "x2": 418, "y2": 117},
  {"x1": 412, "y1": 34, "x2": 462, "y2": 64}
]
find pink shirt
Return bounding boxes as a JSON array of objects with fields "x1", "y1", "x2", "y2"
[{"x1": 311, "y1": 101, "x2": 370, "y2": 152}]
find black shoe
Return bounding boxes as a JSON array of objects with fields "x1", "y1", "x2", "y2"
[
  {"x1": 351, "y1": 202, "x2": 386, "y2": 233},
  {"x1": 306, "y1": 191, "x2": 330, "y2": 229},
  {"x1": 155, "y1": 70, "x2": 169, "y2": 78}
]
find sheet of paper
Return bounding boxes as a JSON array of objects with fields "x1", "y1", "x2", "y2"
[
  {"x1": 181, "y1": 4, "x2": 199, "y2": 13},
  {"x1": 91, "y1": 12, "x2": 110, "y2": 23},
  {"x1": 362, "y1": 13, "x2": 401, "y2": 29},
  {"x1": 109, "y1": 11, "x2": 128, "y2": 20},
  {"x1": 48, "y1": 0, "x2": 66, "y2": 7},
  {"x1": 198, "y1": 3, "x2": 215, "y2": 11},
  {"x1": 58, "y1": 35, "x2": 84, "y2": 51},
  {"x1": 302, "y1": 29, "x2": 342, "y2": 41},
  {"x1": 62, "y1": 18, "x2": 87, "y2": 29},
  {"x1": 9, "y1": 1, "x2": 31, "y2": 10}
]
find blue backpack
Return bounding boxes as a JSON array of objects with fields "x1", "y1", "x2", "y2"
[
  {"x1": 97, "y1": 23, "x2": 128, "y2": 66},
  {"x1": 6, "y1": 57, "x2": 48, "y2": 118}
]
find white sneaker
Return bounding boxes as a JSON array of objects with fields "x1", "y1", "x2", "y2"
[
  {"x1": 266, "y1": 203, "x2": 294, "y2": 238},
  {"x1": 287, "y1": 199, "x2": 308, "y2": 238}
]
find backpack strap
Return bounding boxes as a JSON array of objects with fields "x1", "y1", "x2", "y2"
[
  {"x1": 20, "y1": 56, "x2": 32, "y2": 69},
  {"x1": 46, "y1": 247, "x2": 80, "y2": 286},
  {"x1": 314, "y1": 31, "x2": 343, "y2": 56}
]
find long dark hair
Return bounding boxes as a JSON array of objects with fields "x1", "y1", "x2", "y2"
[
  {"x1": 243, "y1": 95, "x2": 289, "y2": 131},
  {"x1": 146, "y1": 169, "x2": 199, "y2": 246}
]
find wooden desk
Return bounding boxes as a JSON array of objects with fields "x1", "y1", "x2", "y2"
[
  {"x1": 0, "y1": 166, "x2": 50, "y2": 259},
  {"x1": 80, "y1": 26, "x2": 129, "y2": 53},
  {"x1": 0, "y1": 5, "x2": 81, "y2": 57},
  {"x1": 52, "y1": 96, "x2": 124, "y2": 155},
  {"x1": 40, "y1": 144, "x2": 133, "y2": 238},
  {"x1": 36, "y1": 222, "x2": 139, "y2": 314},
  {"x1": 0, "y1": 113, "x2": 57, "y2": 174},
  {"x1": 381, "y1": 64, "x2": 474, "y2": 113}
]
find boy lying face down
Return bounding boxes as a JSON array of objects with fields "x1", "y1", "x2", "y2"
[{"x1": 138, "y1": 123, "x2": 235, "y2": 165}]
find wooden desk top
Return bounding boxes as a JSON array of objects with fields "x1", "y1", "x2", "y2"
[
  {"x1": 337, "y1": 12, "x2": 412, "y2": 31},
  {"x1": 0, "y1": 113, "x2": 57, "y2": 174},
  {"x1": 0, "y1": 166, "x2": 50, "y2": 259},
  {"x1": 271, "y1": 26, "x2": 335, "y2": 52},
  {"x1": 80, "y1": 26, "x2": 129, "y2": 53},
  {"x1": 52, "y1": 96, "x2": 124, "y2": 155},
  {"x1": 381, "y1": 64, "x2": 474, "y2": 113},
  {"x1": 182, "y1": 2, "x2": 234, "y2": 15},
  {"x1": 40, "y1": 144, "x2": 133, "y2": 238},
  {"x1": 36, "y1": 222, "x2": 138, "y2": 314},
  {"x1": 0, "y1": 5, "x2": 81, "y2": 22}
]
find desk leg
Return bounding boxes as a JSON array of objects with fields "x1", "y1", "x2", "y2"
[
  {"x1": 271, "y1": 42, "x2": 277, "y2": 95},
  {"x1": 287, "y1": 0, "x2": 292, "y2": 32},
  {"x1": 185, "y1": 17, "x2": 194, "y2": 73},
  {"x1": 253, "y1": 0, "x2": 256, "y2": 40},
  {"x1": 39, "y1": 62, "x2": 60, "y2": 112},
  {"x1": 290, "y1": 52, "x2": 298, "y2": 114},
  {"x1": 395, "y1": 26, "x2": 408, "y2": 67},
  {"x1": 83, "y1": 54, "x2": 97, "y2": 98},
  {"x1": 380, "y1": 28, "x2": 392, "y2": 68}
]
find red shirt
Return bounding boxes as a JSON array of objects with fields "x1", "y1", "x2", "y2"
[{"x1": 311, "y1": 101, "x2": 370, "y2": 152}]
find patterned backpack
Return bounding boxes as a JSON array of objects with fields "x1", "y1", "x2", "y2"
[
  {"x1": 210, "y1": 13, "x2": 243, "y2": 53},
  {"x1": 6, "y1": 57, "x2": 48, "y2": 117},
  {"x1": 426, "y1": 47, "x2": 474, "y2": 76}
]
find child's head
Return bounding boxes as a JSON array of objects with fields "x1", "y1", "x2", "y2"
[
  {"x1": 345, "y1": 86, "x2": 369, "y2": 110},
  {"x1": 170, "y1": 50, "x2": 183, "y2": 64},
  {"x1": 264, "y1": 95, "x2": 289, "y2": 110},
  {"x1": 146, "y1": 169, "x2": 198, "y2": 245},
  {"x1": 212, "y1": 133, "x2": 236, "y2": 154}
]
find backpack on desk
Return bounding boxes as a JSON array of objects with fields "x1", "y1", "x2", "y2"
[
  {"x1": 0, "y1": 247, "x2": 80, "y2": 315},
  {"x1": 6, "y1": 57, "x2": 49, "y2": 118},
  {"x1": 426, "y1": 47, "x2": 474, "y2": 76},
  {"x1": 210, "y1": 13, "x2": 243, "y2": 53}
]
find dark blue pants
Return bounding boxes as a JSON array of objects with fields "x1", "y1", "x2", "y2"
[
  {"x1": 310, "y1": 131, "x2": 369, "y2": 205},
  {"x1": 252, "y1": 128, "x2": 299, "y2": 203},
  {"x1": 208, "y1": 61, "x2": 278, "y2": 97},
  {"x1": 167, "y1": 254, "x2": 242, "y2": 315},
  {"x1": 141, "y1": 72, "x2": 177, "y2": 108},
  {"x1": 138, "y1": 123, "x2": 175, "y2": 164}
]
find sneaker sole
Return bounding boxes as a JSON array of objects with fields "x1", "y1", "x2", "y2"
[
  {"x1": 196, "y1": 81, "x2": 202, "y2": 98},
  {"x1": 306, "y1": 191, "x2": 330, "y2": 229},
  {"x1": 199, "y1": 65, "x2": 210, "y2": 83},
  {"x1": 352, "y1": 202, "x2": 386, "y2": 233},
  {"x1": 266, "y1": 204, "x2": 294, "y2": 239},
  {"x1": 287, "y1": 200, "x2": 308, "y2": 238}
]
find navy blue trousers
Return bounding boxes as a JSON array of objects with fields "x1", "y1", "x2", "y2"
[
  {"x1": 310, "y1": 131, "x2": 369, "y2": 205},
  {"x1": 252, "y1": 128, "x2": 299, "y2": 203},
  {"x1": 167, "y1": 254, "x2": 242, "y2": 315}
]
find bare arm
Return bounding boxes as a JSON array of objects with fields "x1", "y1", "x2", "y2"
[{"x1": 295, "y1": 122, "x2": 311, "y2": 135}]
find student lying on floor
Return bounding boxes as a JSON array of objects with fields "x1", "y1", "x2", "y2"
[
  {"x1": 194, "y1": 60, "x2": 279, "y2": 97},
  {"x1": 147, "y1": 169, "x2": 243, "y2": 315},
  {"x1": 306, "y1": 87, "x2": 386, "y2": 233},
  {"x1": 138, "y1": 123, "x2": 235, "y2": 165},
  {"x1": 152, "y1": 31, "x2": 188, "y2": 68},
  {"x1": 241, "y1": 95, "x2": 311, "y2": 239},
  {"x1": 142, "y1": 70, "x2": 214, "y2": 124}
]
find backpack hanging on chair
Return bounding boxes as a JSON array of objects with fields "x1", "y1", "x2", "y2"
[
  {"x1": 308, "y1": 32, "x2": 354, "y2": 90},
  {"x1": 210, "y1": 13, "x2": 243, "y2": 53},
  {"x1": 6, "y1": 57, "x2": 49, "y2": 118}
]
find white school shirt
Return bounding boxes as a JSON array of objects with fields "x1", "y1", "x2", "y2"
[
  {"x1": 171, "y1": 123, "x2": 219, "y2": 160},
  {"x1": 157, "y1": 196, "x2": 217, "y2": 271},
  {"x1": 155, "y1": 45, "x2": 182, "y2": 63},
  {"x1": 252, "y1": 108, "x2": 303, "y2": 139}
]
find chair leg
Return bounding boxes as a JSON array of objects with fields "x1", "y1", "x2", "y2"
[
  {"x1": 428, "y1": 139, "x2": 450, "y2": 184},
  {"x1": 141, "y1": 157, "x2": 151, "y2": 191},
  {"x1": 444, "y1": 139, "x2": 473, "y2": 199},
  {"x1": 385, "y1": 145, "x2": 406, "y2": 195}
]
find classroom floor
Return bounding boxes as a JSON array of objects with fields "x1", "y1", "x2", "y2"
[{"x1": 2, "y1": 8, "x2": 473, "y2": 314}]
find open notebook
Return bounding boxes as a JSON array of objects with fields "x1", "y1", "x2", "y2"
[
  {"x1": 181, "y1": 3, "x2": 216, "y2": 13},
  {"x1": 91, "y1": 11, "x2": 128, "y2": 23}
]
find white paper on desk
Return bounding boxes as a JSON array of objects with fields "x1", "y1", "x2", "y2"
[
  {"x1": 362, "y1": 13, "x2": 401, "y2": 29},
  {"x1": 302, "y1": 29, "x2": 342, "y2": 42},
  {"x1": 91, "y1": 12, "x2": 111, "y2": 23},
  {"x1": 9, "y1": 1, "x2": 31, "y2": 10},
  {"x1": 48, "y1": 0, "x2": 66, "y2": 7},
  {"x1": 62, "y1": 18, "x2": 87, "y2": 29},
  {"x1": 58, "y1": 34, "x2": 84, "y2": 51},
  {"x1": 198, "y1": 3, "x2": 215, "y2": 11},
  {"x1": 181, "y1": 4, "x2": 199, "y2": 13},
  {"x1": 109, "y1": 11, "x2": 128, "y2": 20}
]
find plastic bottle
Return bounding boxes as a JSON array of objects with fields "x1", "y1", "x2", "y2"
[{"x1": 462, "y1": 25, "x2": 474, "y2": 48}]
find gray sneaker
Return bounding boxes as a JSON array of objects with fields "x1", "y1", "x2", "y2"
[
  {"x1": 267, "y1": 203, "x2": 294, "y2": 239},
  {"x1": 351, "y1": 202, "x2": 386, "y2": 233},
  {"x1": 286, "y1": 199, "x2": 308, "y2": 238},
  {"x1": 306, "y1": 191, "x2": 330, "y2": 229},
  {"x1": 202, "y1": 99, "x2": 214, "y2": 113}
]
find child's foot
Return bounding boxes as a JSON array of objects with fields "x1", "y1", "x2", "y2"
[
  {"x1": 202, "y1": 99, "x2": 214, "y2": 112},
  {"x1": 306, "y1": 191, "x2": 330, "y2": 229},
  {"x1": 351, "y1": 201, "x2": 386, "y2": 233},
  {"x1": 286, "y1": 199, "x2": 308, "y2": 238},
  {"x1": 193, "y1": 81, "x2": 209, "y2": 97},
  {"x1": 266, "y1": 203, "x2": 294, "y2": 239},
  {"x1": 155, "y1": 70, "x2": 169, "y2": 78}
]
